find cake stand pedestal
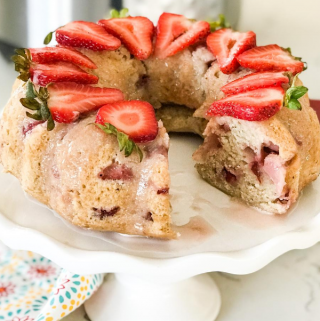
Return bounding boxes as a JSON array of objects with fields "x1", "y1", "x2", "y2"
[{"x1": 85, "y1": 273, "x2": 221, "y2": 321}]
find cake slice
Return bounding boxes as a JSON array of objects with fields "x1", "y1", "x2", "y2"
[{"x1": 193, "y1": 79, "x2": 320, "y2": 214}]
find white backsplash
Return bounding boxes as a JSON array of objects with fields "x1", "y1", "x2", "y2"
[{"x1": 238, "y1": 0, "x2": 320, "y2": 99}]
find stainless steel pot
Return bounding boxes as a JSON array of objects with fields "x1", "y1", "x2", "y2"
[{"x1": 0, "y1": 0, "x2": 111, "y2": 48}]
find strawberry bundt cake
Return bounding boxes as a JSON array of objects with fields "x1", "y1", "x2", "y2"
[{"x1": 1, "y1": 10, "x2": 319, "y2": 238}]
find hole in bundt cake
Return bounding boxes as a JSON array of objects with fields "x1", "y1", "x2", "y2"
[
  {"x1": 157, "y1": 187, "x2": 169, "y2": 195},
  {"x1": 206, "y1": 60, "x2": 215, "y2": 68},
  {"x1": 219, "y1": 123, "x2": 231, "y2": 132},
  {"x1": 250, "y1": 161, "x2": 262, "y2": 183},
  {"x1": 261, "y1": 143, "x2": 280, "y2": 163},
  {"x1": 92, "y1": 206, "x2": 120, "y2": 219},
  {"x1": 222, "y1": 167, "x2": 237, "y2": 185},
  {"x1": 145, "y1": 212, "x2": 154, "y2": 221},
  {"x1": 136, "y1": 74, "x2": 150, "y2": 88},
  {"x1": 275, "y1": 190, "x2": 290, "y2": 204}
]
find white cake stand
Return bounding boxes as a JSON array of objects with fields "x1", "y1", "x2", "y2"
[{"x1": 1, "y1": 135, "x2": 320, "y2": 321}]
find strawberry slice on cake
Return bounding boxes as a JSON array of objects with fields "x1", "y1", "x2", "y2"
[
  {"x1": 206, "y1": 28, "x2": 256, "y2": 74},
  {"x1": 207, "y1": 87, "x2": 285, "y2": 121},
  {"x1": 154, "y1": 13, "x2": 210, "y2": 59},
  {"x1": 30, "y1": 62, "x2": 98, "y2": 87},
  {"x1": 30, "y1": 47, "x2": 97, "y2": 69},
  {"x1": 96, "y1": 100, "x2": 158, "y2": 143},
  {"x1": 221, "y1": 71, "x2": 289, "y2": 96},
  {"x1": 55, "y1": 21, "x2": 121, "y2": 51},
  {"x1": 237, "y1": 44, "x2": 305, "y2": 74},
  {"x1": 98, "y1": 16, "x2": 154, "y2": 60},
  {"x1": 47, "y1": 82, "x2": 124, "y2": 123}
]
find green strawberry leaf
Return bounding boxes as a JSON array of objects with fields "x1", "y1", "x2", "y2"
[
  {"x1": 11, "y1": 48, "x2": 31, "y2": 82},
  {"x1": 119, "y1": 8, "x2": 129, "y2": 17},
  {"x1": 110, "y1": 8, "x2": 129, "y2": 18},
  {"x1": 14, "y1": 48, "x2": 28, "y2": 58},
  {"x1": 290, "y1": 86, "x2": 308, "y2": 100},
  {"x1": 21, "y1": 81, "x2": 55, "y2": 131},
  {"x1": 26, "y1": 110, "x2": 42, "y2": 121},
  {"x1": 20, "y1": 98, "x2": 41, "y2": 110},
  {"x1": 95, "y1": 123, "x2": 143, "y2": 161},
  {"x1": 43, "y1": 26, "x2": 64, "y2": 45},
  {"x1": 26, "y1": 80, "x2": 36, "y2": 99},
  {"x1": 284, "y1": 74, "x2": 308, "y2": 111},
  {"x1": 40, "y1": 103, "x2": 51, "y2": 120},
  {"x1": 207, "y1": 14, "x2": 230, "y2": 32},
  {"x1": 43, "y1": 31, "x2": 53, "y2": 45},
  {"x1": 47, "y1": 116, "x2": 55, "y2": 131},
  {"x1": 288, "y1": 99, "x2": 301, "y2": 110}
]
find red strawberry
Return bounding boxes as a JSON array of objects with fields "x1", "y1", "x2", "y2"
[
  {"x1": 98, "y1": 17, "x2": 154, "y2": 60},
  {"x1": 206, "y1": 87, "x2": 285, "y2": 121},
  {"x1": 30, "y1": 47, "x2": 97, "y2": 69},
  {"x1": 47, "y1": 82, "x2": 124, "y2": 123},
  {"x1": 221, "y1": 72, "x2": 289, "y2": 96},
  {"x1": 96, "y1": 101, "x2": 158, "y2": 143},
  {"x1": 206, "y1": 28, "x2": 256, "y2": 74},
  {"x1": 30, "y1": 62, "x2": 98, "y2": 87},
  {"x1": 56, "y1": 21, "x2": 121, "y2": 51},
  {"x1": 154, "y1": 13, "x2": 210, "y2": 59},
  {"x1": 237, "y1": 44, "x2": 304, "y2": 75}
]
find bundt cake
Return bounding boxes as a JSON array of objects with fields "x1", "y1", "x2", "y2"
[{"x1": 1, "y1": 10, "x2": 319, "y2": 238}]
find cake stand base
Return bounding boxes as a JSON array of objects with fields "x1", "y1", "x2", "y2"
[{"x1": 84, "y1": 273, "x2": 221, "y2": 321}]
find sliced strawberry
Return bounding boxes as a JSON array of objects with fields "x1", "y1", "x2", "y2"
[
  {"x1": 56, "y1": 21, "x2": 121, "y2": 51},
  {"x1": 30, "y1": 62, "x2": 98, "y2": 87},
  {"x1": 221, "y1": 72, "x2": 289, "y2": 96},
  {"x1": 30, "y1": 47, "x2": 97, "y2": 69},
  {"x1": 96, "y1": 101, "x2": 158, "y2": 143},
  {"x1": 47, "y1": 82, "x2": 124, "y2": 123},
  {"x1": 206, "y1": 28, "x2": 256, "y2": 74},
  {"x1": 98, "y1": 17, "x2": 154, "y2": 60},
  {"x1": 206, "y1": 87, "x2": 285, "y2": 121},
  {"x1": 237, "y1": 44, "x2": 304, "y2": 74},
  {"x1": 154, "y1": 13, "x2": 210, "y2": 59}
]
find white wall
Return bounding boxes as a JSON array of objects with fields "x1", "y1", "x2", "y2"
[{"x1": 237, "y1": 0, "x2": 320, "y2": 99}]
